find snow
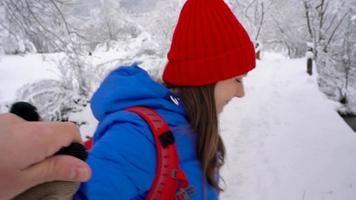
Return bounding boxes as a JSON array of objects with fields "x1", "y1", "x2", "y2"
[
  {"x1": 305, "y1": 51, "x2": 314, "y2": 59},
  {"x1": 0, "y1": 53, "x2": 356, "y2": 199},
  {"x1": 68, "y1": 105, "x2": 98, "y2": 140},
  {"x1": 220, "y1": 58, "x2": 356, "y2": 200},
  {"x1": 0, "y1": 54, "x2": 60, "y2": 102},
  {"x1": 261, "y1": 51, "x2": 289, "y2": 61}
]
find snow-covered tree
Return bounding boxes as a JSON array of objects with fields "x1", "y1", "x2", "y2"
[
  {"x1": 303, "y1": 0, "x2": 356, "y2": 114},
  {"x1": 0, "y1": 4, "x2": 6, "y2": 57},
  {"x1": 227, "y1": 0, "x2": 268, "y2": 42},
  {"x1": 227, "y1": 0, "x2": 308, "y2": 58},
  {"x1": 2, "y1": 0, "x2": 355, "y2": 117},
  {"x1": 0, "y1": 0, "x2": 82, "y2": 54},
  {"x1": 338, "y1": 4, "x2": 356, "y2": 114},
  {"x1": 266, "y1": 0, "x2": 308, "y2": 57},
  {"x1": 133, "y1": 0, "x2": 183, "y2": 57}
]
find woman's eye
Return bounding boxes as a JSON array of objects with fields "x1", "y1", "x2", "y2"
[{"x1": 235, "y1": 79, "x2": 242, "y2": 83}]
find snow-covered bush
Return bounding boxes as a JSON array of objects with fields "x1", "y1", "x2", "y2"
[{"x1": 15, "y1": 79, "x2": 87, "y2": 121}]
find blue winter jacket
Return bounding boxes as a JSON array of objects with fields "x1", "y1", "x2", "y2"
[{"x1": 74, "y1": 64, "x2": 218, "y2": 199}]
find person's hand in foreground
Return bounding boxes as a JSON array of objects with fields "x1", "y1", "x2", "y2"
[{"x1": 0, "y1": 113, "x2": 91, "y2": 200}]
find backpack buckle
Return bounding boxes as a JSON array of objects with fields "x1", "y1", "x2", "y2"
[{"x1": 158, "y1": 131, "x2": 175, "y2": 148}]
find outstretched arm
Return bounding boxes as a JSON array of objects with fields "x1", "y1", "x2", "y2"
[{"x1": 0, "y1": 113, "x2": 91, "y2": 200}]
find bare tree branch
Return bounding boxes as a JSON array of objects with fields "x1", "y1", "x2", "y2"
[
  {"x1": 303, "y1": 0, "x2": 314, "y2": 39},
  {"x1": 254, "y1": 1, "x2": 264, "y2": 41},
  {"x1": 324, "y1": 12, "x2": 348, "y2": 51}
]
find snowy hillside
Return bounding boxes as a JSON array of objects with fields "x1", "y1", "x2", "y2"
[{"x1": 0, "y1": 53, "x2": 355, "y2": 200}]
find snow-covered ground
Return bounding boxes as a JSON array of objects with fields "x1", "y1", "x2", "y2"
[{"x1": 1, "y1": 53, "x2": 355, "y2": 199}]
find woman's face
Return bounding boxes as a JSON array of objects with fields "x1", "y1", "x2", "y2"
[{"x1": 214, "y1": 74, "x2": 246, "y2": 113}]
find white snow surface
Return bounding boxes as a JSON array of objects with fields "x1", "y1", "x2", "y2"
[
  {"x1": 0, "y1": 54, "x2": 59, "y2": 102},
  {"x1": 0, "y1": 53, "x2": 355, "y2": 199}
]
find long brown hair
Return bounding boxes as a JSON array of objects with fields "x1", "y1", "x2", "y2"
[{"x1": 172, "y1": 84, "x2": 226, "y2": 191}]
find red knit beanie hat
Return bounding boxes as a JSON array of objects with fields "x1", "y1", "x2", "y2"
[{"x1": 163, "y1": 0, "x2": 256, "y2": 86}]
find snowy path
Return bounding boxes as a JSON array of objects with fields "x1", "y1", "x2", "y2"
[{"x1": 220, "y1": 58, "x2": 356, "y2": 200}]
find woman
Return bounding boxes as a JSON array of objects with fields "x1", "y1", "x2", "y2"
[{"x1": 75, "y1": 0, "x2": 255, "y2": 199}]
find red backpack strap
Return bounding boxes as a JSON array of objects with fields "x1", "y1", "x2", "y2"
[
  {"x1": 125, "y1": 106, "x2": 193, "y2": 200},
  {"x1": 84, "y1": 136, "x2": 93, "y2": 150}
]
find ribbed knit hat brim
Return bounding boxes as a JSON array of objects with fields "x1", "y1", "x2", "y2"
[{"x1": 163, "y1": 0, "x2": 256, "y2": 86}]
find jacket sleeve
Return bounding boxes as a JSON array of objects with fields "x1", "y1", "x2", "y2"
[{"x1": 76, "y1": 114, "x2": 157, "y2": 200}]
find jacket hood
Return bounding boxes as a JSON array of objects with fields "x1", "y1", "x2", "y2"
[{"x1": 90, "y1": 64, "x2": 188, "y2": 125}]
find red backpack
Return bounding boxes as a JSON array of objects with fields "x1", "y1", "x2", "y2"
[{"x1": 85, "y1": 106, "x2": 194, "y2": 200}]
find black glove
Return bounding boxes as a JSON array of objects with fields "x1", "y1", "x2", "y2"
[{"x1": 55, "y1": 142, "x2": 88, "y2": 161}]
